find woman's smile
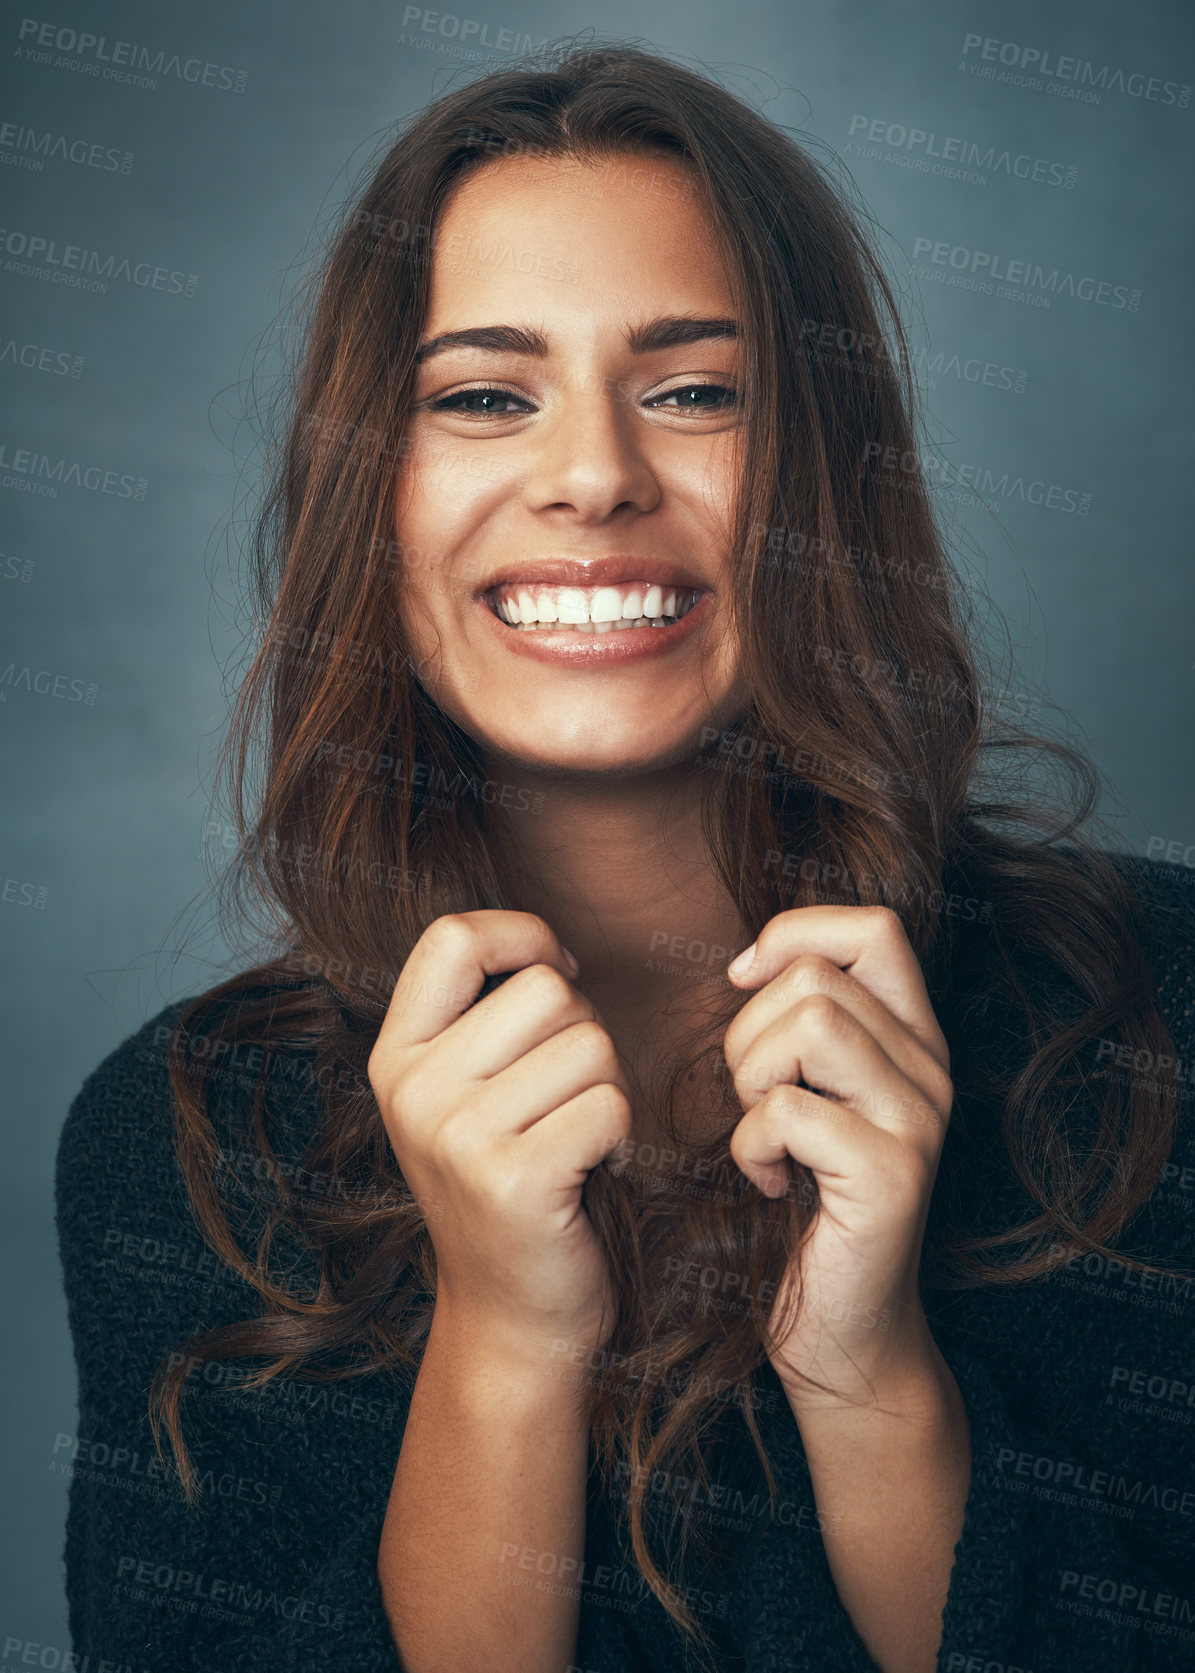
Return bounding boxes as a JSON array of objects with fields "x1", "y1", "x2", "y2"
[{"x1": 473, "y1": 581, "x2": 714, "y2": 664}]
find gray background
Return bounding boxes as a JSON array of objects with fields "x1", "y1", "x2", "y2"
[{"x1": 2, "y1": 0, "x2": 1192, "y2": 1651}]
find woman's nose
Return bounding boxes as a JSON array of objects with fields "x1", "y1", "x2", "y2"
[{"x1": 519, "y1": 381, "x2": 661, "y2": 519}]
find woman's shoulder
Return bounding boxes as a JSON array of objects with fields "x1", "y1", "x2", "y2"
[
  {"x1": 1108, "y1": 846, "x2": 1195, "y2": 924},
  {"x1": 54, "y1": 984, "x2": 327, "y2": 1326},
  {"x1": 56, "y1": 995, "x2": 201, "y2": 1222},
  {"x1": 57, "y1": 982, "x2": 324, "y2": 1179},
  {"x1": 1015, "y1": 846, "x2": 1195, "y2": 1033},
  {"x1": 1105, "y1": 848, "x2": 1195, "y2": 1038}
]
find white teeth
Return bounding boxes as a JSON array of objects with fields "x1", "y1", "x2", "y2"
[
  {"x1": 590, "y1": 586, "x2": 625, "y2": 623},
  {"x1": 492, "y1": 580, "x2": 700, "y2": 628},
  {"x1": 555, "y1": 586, "x2": 590, "y2": 624}
]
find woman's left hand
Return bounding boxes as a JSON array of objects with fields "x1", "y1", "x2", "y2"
[{"x1": 723, "y1": 905, "x2": 954, "y2": 1407}]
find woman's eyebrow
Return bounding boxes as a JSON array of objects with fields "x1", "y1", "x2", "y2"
[{"x1": 414, "y1": 314, "x2": 739, "y2": 364}]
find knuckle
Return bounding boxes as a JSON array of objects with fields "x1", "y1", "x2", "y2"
[
  {"x1": 863, "y1": 904, "x2": 905, "y2": 939},
  {"x1": 931, "y1": 1067, "x2": 954, "y2": 1113},
  {"x1": 521, "y1": 962, "x2": 575, "y2": 1008},
  {"x1": 731, "y1": 1050, "x2": 766, "y2": 1097},
  {"x1": 422, "y1": 913, "x2": 479, "y2": 956},
  {"x1": 486, "y1": 1161, "x2": 525, "y2": 1212},
  {"x1": 368, "y1": 1045, "x2": 409, "y2": 1107},
  {"x1": 794, "y1": 991, "x2": 846, "y2": 1039},
  {"x1": 590, "y1": 1081, "x2": 632, "y2": 1124},
  {"x1": 393, "y1": 1064, "x2": 432, "y2": 1115},
  {"x1": 429, "y1": 1114, "x2": 482, "y2": 1173},
  {"x1": 562, "y1": 1018, "x2": 613, "y2": 1063},
  {"x1": 760, "y1": 1082, "x2": 805, "y2": 1131},
  {"x1": 568, "y1": 1016, "x2": 610, "y2": 1049},
  {"x1": 795, "y1": 954, "x2": 844, "y2": 1000}
]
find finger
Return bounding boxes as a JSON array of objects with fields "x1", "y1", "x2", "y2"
[
  {"x1": 723, "y1": 954, "x2": 952, "y2": 1115},
  {"x1": 448, "y1": 962, "x2": 599, "y2": 1081},
  {"x1": 729, "y1": 995, "x2": 946, "y2": 1141},
  {"x1": 379, "y1": 910, "x2": 577, "y2": 1048},
  {"x1": 730, "y1": 1081, "x2": 907, "y2": 1202},
  {"x1": 465, "y1": 1018, "x2": 634, "y2": 1137},
  {"x1": 518, "y1": 1082, "x2": 635, "y2": 1181},
  {"x1": 728, "y1": 905, "x2": 948, "y2": 1072}
]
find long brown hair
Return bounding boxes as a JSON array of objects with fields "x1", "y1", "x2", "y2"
[{"x1": 148, "y1": 39, "x2": 1189, "y2": 1665}]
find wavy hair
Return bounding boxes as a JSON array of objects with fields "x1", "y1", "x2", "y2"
[{"x1": 147, "y1": 38, "x2": 1189, "y2": 1666}]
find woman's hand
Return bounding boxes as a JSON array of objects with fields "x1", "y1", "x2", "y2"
[
  {"x1": 723, "y1": 905, "x2": 955, "y2": 1407},
  {"x1": 368, "y1": 910, "x2": 633, "y2": 1368}
]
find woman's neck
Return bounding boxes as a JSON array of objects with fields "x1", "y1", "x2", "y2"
[{"x1": 482, "y1": 753, "x2": 750, "y2": 1029}]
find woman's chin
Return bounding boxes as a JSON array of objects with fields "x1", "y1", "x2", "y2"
[{"x1": 474, "y1": 728, "x2": 710, "y2": 781}]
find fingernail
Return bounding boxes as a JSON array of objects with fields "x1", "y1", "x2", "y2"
[
  {"x1": 561, "y1": 944, "x2": 581, "y2": 974},
  {"x1": 727, "y1": 942, "x2": 757, "y2": 977}
]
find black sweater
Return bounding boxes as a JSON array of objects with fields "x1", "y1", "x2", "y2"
[{"x1": 55, "y1": 854, "x2": 1195, "y2": 1672}]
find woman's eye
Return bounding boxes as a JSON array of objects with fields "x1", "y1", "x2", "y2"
[
  {"x1": 652, "y1": 384, "x2": 738, "y2": 413},
  {"x1": 429, "y1": 388, "x2": 532, "y2": 417}
]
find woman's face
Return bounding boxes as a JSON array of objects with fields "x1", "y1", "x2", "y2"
[{"x1": 393, "y1": 151, "x2": 749, "y2": 777}]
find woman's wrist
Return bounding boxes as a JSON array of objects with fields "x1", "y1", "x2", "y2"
[
  {"x1": 425, "y1": 1294, "x2": 601, "y2": 1412},
  {"x1": 773, "y1": 1312, "x2": 953, "y2": 1421}
]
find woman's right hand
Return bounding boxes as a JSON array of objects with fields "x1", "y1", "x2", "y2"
[{"x1": 367, "y1": 910, "x2": 634, "y2": 1368}]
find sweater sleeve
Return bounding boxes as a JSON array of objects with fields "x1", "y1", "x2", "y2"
[{"x1": 54, "y1": 1000, "x2": 413, "y2": 1673}]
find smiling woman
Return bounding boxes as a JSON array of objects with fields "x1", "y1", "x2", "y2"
[{"x1": 55, "y1": 37, "x2": 1195, "y2": 1673}]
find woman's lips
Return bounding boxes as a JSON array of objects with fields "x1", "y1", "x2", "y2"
[{"x1": 473, "y1": 588, "x2": 713, "y2": 664}]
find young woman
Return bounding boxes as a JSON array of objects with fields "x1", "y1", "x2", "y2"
[{"x1": 56, "y1": 40, "x2": 1195, "y2": 1673}]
